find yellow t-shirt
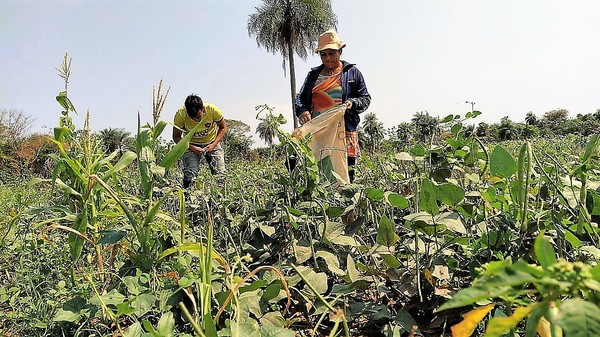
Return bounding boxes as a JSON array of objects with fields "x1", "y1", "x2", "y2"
[{"x1": 173, "y1": 103, "x2": 223, "y2": 145}]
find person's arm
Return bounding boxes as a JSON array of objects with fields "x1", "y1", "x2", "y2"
[
  {"x1": 172, "y1": 126, "x2": 183, "y2": 144},
  {"x1": 173, "y1": 126, "x2": 204, "y2": 155},
  {"x1": 346, "y1": 68, "x2": 371, "y2": 114},
  {"x1": 204, "y1": 119, "x2": 228, "y2": 152},
  {"x1": 295, "y1": 70, "x2": 316, "y2": 124}
]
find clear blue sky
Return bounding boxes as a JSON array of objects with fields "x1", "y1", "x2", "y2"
[{"x1": 2, "y1": 0, "x2": 599, "y2": 145}]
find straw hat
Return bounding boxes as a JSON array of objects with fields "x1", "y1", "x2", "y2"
[{"x1": 315, "y1": 29, "x2": 346, "y2": 53}]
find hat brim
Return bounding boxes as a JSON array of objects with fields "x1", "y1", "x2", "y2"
[{"x1": 315, "y1": 43, "x2": 346, "y2": 53}]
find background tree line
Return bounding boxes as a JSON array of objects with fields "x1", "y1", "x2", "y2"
[{"x1": 2, "y1": 106, "x2": 599, "y2": 184}]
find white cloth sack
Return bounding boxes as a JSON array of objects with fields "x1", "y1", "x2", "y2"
[{"x1": 292, "y1": 106, "x2": 349, "y2": 184}]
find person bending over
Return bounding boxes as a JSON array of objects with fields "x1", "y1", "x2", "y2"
[{"x1": 172, "y1": 94, "x2": 228, "y2": 188}]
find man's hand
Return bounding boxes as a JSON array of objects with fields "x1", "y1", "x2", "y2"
[
  {"x1": 190, "y1": 144, "x2": 205, "y2": 155},
  {"x1": 299, "y1": 111, "x2": 311, "y2": 125},
  {"x1": 204, "y1": 143, "x2": 215, "y2": 152},
  {"x1": 344, "y1": 100, "x2": 353, "y2": 110}
]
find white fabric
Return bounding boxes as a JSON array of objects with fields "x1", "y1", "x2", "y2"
[{"x1": 292, "y1": 106, "x2": 349, "y2": 184}]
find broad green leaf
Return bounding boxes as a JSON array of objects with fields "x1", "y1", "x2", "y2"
[
  {"x1": 320, "y1": 221, "x2": 355, "y2": 246},
  {"x1": 142, "y1": 320, "x2": 157, "y2": 335},
  {"x1": 376, "y1": 215, "x2": 399, "y2": 247},
  {"x1": 565, "y1": 231, "x2": 582, "y2": 248},
  {"x1": 534, "y1": 232, "x2": 557, "y2": 269},
  {"x1": 294, "y1": 242, "x2": 313, "y2": 264},
  {"x1": 238, "y1": 290, "x2": 264, "y2": 319},
  {"x1": 123, "y1": 322, "x2": 143, "y2": 337},
  {"x1": 231, "y1": 320, "x2": 260, "y2": 337},
  {"x1": 116, "y1": 301, "x2": 137, "y2": 317},
  {"x1": 131, "y1": 293, "x2": 155, "y2": 316},
  {"x1": 438, "y1": 285, "x2": 512, "y2": 311},
  {"x1": 97, "y1": 230, "x2": 127, "y2": 245},
  {"x1": 89, "y1": 289, "x2": 126, "y2": 307},
  {"x1": 485, "y1": 306, "x2": 534, "y2": 337},
  {"x1": 450, "y1": 304, "x2": 495, "y2": 337},
  {"x1": 441, "y1": 114, "x2": 454, "y2": 123},
  {"x1": 240, "y1": 279, "x2": 268, "y2": 293},
  {"x1": 260, "y1": 325, "x2": 296, "y2": 337},
  {"x1": 315, "y1": 250, "x2": 345, "y2": 276},
  {"x1": 419, "y1": 178, "x2": 439, "y2": 215},
  {"x1": 587, "y1": 190, "x2": 600, "y2": 215},
  {"x1": 365, "y1": 188, "x2": 385, "y2": 201},
  {"x1": 386, "y1": 192, "x2": 409, "y2": 209},
  {"x1": 554, "y1": 299, "x2": 600, "y2": 337},
  {"x1": 410, "y1": 144, "x2": 426, "y2": 156},
  {"x1": 53, "y1": 126, "x2": 71, "y2": 142},
  {"x1": 53, "y1": 309, "x2": 81, "y2": 323},
  {"x1": 436, "y1": 212, "x2": 467, "y2": 234},
  {"x1": 262, "y1": 282, "x2": 282, "y2": 302},
  {"x1": 452, "y1": 123, "x2": 464, "y2": 136},
  {"x1": 435, "y1": 183, "x2": 465, "y2": 206},
  {"x1": 381, "y1": 254, "x2": 401, "y2": 269},
  {"x1": 490, "y1": 146, "x2": 517, "y2": 178},
  {"x1": 156, "y1": 312, "x2": 175, "y2": 337},
  {"x1": 53, "y1": 296, "x2": 87, "y2": 323}
]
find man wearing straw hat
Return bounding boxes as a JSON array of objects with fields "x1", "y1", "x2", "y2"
[{"x1": 295, "y1": 29, "x2": 371, "y2": 183}]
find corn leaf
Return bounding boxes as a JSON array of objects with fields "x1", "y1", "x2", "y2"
[{"x1": 160, "y1": 122, "x2": 202, "y2": 170}]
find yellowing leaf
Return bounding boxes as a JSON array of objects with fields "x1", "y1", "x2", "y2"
[
  {"x1": 424, "y1": 268, "x2": 434, "y2": 286},
  {"x1": 450, "y1": 304, "x2": 495, "y2": 337},
  {"x1": 536, "y1": 317, "x2": 551, "y2": 337},
  {"x1": 485, "y1": 306, "x2": 534, "y2": 337}
]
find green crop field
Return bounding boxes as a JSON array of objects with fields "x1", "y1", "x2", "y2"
[{"x1": 2, "y1": 57, "x2": 600, "y2": 337}]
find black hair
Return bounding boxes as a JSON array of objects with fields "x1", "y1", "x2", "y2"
[{"x1": 184, "y1": 94, "x2": 204, "y2": 117}]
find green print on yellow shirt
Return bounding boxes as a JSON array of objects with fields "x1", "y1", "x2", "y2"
[{"x1": 173, "y1": 103, "x2": 223, "y2": 145}]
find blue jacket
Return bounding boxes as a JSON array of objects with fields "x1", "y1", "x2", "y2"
[{"x1": 295, "y1": 61, "x2": 371, "y2": 131}]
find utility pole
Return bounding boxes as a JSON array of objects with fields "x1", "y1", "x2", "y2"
[{"x1": 465, "y1": 101, "x2": 475, "y2": 113}]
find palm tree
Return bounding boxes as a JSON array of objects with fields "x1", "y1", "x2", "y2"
[
  {"x1": 498, "y1": 117, "x2": 518, "y2": 140},
  {"x1": 525, "y1": 112, "x2": 537, "y2": 126},
  {"x1": 411, "y1": 111, "x2": 439, "y2": 143},
  {"x1": 255, "y1": 105, "x2": 286, "y2": 147},
  {"x1": 388, "y1": 122, "x2": 413, "y2": 150},
  {"x1": 97, "y1": 128, "x2": 131, "y2": 154},
  {"x1": 248, "y1": 0, "x2": 337, "y2": 129},
  {"x1": 361, "y1": 112, "x2": 385, "y2": 153}
]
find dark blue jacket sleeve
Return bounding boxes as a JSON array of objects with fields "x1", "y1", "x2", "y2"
[
  {"x1": 294, "y1": 69, "x2": 316, "y2": 117},
  {"x1": 346, "y1": 68, "x2": 371, "y2": 114}
]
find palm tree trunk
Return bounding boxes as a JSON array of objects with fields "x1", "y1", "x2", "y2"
[{"x1": 288, "y1": 41, "x2": 299, "y2": 129}]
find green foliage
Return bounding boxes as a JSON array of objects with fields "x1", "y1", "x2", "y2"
[
  {"x1": 439, "y1": 232, "x2": 600, "y2": 337},
  {"x1": 5, "y1": 54, "x2": 600, "y2": 337}
]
